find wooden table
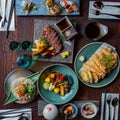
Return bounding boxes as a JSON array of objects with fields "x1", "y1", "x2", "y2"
[{"x1": 0, "y1": 0, "x2": 120, "y2": 119}]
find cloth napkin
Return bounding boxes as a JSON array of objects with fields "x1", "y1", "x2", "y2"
[
  {"x1": 88, "y1": 1, "x2": 120, "y2": 20},
  {"x1": 100, "y1": 93, "x2": 119, "y2": 120},
  {"x1": 0, "y1": 108, "x2": 32, "y2": 120},
  {"x1": 0, "y1": 0, "x2": 15, "y2": 31}
]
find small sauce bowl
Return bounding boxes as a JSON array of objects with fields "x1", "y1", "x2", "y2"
[{"x1": 81, "y1": 102, "x2": 98, "y2": 119}]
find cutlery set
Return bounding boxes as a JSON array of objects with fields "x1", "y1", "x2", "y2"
[
  {"x1": 0, "y1": 108, "x2": 31, "y2": 120},
  {"x1": 0, "y1": 0, "x2": 15, "y2": 38},
  {"x1": 89, "y1": 1, "x2": 120, "y2": 20},
  {"x1": 101, "y1": 93, "x2": 119, "y2": 120}
]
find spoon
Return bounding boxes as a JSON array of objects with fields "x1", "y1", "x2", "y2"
[
  {"x1": 90, "y1": 9, "x2": 120, "y2": 18},
  {"x1": 93, "y1": 1, "x2": 120, "y2": 9},
  {"x1": 111, "y1": 97, "x2": 119, "y2": 120}
]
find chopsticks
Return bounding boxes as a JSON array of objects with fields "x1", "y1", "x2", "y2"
[
  {"x1": 0, "y1": 105, "x2": 38, "y2": 115},
  {"x1": 6, "y1": 0, "x2": 15, "y2": 38},
  {"x1": 102, "y1": 89, "x2": 107, "y2": 120}
]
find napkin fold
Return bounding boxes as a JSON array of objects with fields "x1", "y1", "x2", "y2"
[
  {"x1": 0, "y1": 0, "x2": 15, "y2": 31},
  {"x1": 0, "y1": 108, "x2": 32, "y2": 120}
]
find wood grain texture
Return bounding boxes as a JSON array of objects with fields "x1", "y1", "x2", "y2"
[{"x1": 0, "y1": 0, "x2": 120, "y2": 120}]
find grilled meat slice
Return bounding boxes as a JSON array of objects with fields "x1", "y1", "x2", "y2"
[{"x1": 41, "y1": 25, "x2": 62, "y2": 54}]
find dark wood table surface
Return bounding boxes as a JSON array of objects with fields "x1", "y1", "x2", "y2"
[{"x1": 0, "y1": 0, "x2": 120, "y2": 119}]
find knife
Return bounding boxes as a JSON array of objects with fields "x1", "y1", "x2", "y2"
[
  {"x1": 102, "y1": 89, "x2": 107, "y2": 120},
  {"x1": 6, "y1": 0, "x2": 15, "y2": 38}
]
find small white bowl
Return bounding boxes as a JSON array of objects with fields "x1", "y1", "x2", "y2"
[{"x1": 81, "y1": 102, "x2": 98, "y2": 119}]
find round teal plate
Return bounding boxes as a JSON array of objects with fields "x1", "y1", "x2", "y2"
[
  {"x1": 74, "y1": 42, "x2": 120, "y2": 88},
  {"x1": 37, "y1": 64, "x2": 79, "y2": 104}
]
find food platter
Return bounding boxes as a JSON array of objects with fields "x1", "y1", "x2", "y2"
[
  {"x1": 37, "y1": 64, "x2": 79, "y2": 104},
  {"x1": 16, "y1": 0, "x2": 80, "y2": 16},
  {"x1": 4, "y1": 69, "x2": 40, "y2": 104},
  {"x1": 33, "y1": 19, "x2": 75, "y2": 63},
  {"x1": 74, "y1": 42, "x2": 120, "y2": 88}
]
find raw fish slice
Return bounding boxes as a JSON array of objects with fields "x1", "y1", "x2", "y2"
[
  {"x1": 67, "y1": 1, "x2": 79, "y2": 11},
  {"x1": 60, "y1": 0, "x2": 74, "y2": 13}
]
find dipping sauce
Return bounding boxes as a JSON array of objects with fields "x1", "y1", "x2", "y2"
[
  {"x1": 85, "y1": 23, "x2": 100, "y2": 39},
  {"x1": 57, "y1": 18, "x2": 70, "y2": 31}
]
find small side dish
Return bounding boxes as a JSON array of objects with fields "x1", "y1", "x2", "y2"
[
  {"x1": 11, "y1": 77, "x2": 36, "y2": 101},
  {"x1": 81, "y1": 103, "x2": 97, "y2": 119},
  {"x1": 43, "y1": 72, "x2": 74, "y2": 96},
  {"x1": 80, "y1": 47, "x2": 118, "y2": 83},
  {"x1": 62, "y1": 103, "x2": 78, "y2": 119}
]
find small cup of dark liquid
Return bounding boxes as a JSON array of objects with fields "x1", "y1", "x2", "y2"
[
  {"x1": 22, "y1": 41, "x2": 32, "y2": 50},
  {"x1": 83, "y1": 22, "x2": 108, "y2": 41},
  {"x1": 9, "y1": 41, "x2": 21, "y2": 51}
]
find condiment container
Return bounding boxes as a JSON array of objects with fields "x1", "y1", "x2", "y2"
[{"x1": 55, "y1": 16, "x2": 78, "y2": 41}]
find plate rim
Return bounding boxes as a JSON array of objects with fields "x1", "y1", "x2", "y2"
[
  {"x1": 74, "y1": 42, "x2": 120, "y2": 88},
  {"x1": 37, "y1": 63, "x2": 79, "y2": 105}
]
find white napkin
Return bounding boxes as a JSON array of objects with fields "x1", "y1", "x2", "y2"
[
  {"x1": 100, "y1": 93, "x2": 119, "y2": 120},
  {"x1": 88, "y1": 1, "x2": 120, "y2": 20},
  {"x1": 0, "y1": 108, "x2": 32, "y2": 120},
  {"x1": 0, "y1": 0, "x2": 15, "y2": 31}
]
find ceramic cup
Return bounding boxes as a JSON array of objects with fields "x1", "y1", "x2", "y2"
[
  {"x1": 43, "y1": 104, "x2": 58, "y2": 120},
  {"x1": 83, "y1": 22, "x2": 108, "y2": 41}
]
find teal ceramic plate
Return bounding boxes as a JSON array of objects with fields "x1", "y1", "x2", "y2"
[
  {"x1": 74, "y1": 42, "x2": 120, "y2": 88},
  {"x1": 37, "y1": 64, "x2": 79, "y2": 105}
]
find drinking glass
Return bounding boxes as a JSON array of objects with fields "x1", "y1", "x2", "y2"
[
  {"x1": 9, "y1": 41, "x2": 21, "y2": 51},
  {"x1": 16, "y1": 54, "x2": 34, "y2": 69},
  {"x1": 22, "y1": 41, "x2": 32, "y2": 50}
]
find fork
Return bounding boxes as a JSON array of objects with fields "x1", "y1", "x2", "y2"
[
  {"x1": 90, "y1": 9, "x2": 120, "y2": 18},
  {"x1": 106, "y1": 95, "x2": 111, "y2": 120},
  {"x1": 0, "y1": 113, "x2": 24, "y2": 119}
]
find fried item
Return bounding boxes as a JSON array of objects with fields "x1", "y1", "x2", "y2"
[
  {"x1": 87, "y1": 71, "x2": 93, "y2": 83},
  {"x1": 92, "y1": 72, "x2": 99, "y2": 83},
  {"x1": 92, "y1": 54, "x2": 106, "y2": 74},
  {"x1": 80, "y1": 47, "x2": 118, "y2": 83},
  {"x1": 100, "y1": 48, "x2": 111, "y2": 55},
  {"x1": 80, "y1": 70, "x2": 89, "y2": 83},
  {"x1": 83, "y1": 63, "x2": 101, "y2": 78},
  {"x1": 97, "y1": 51, "x2": 104, "y2": 59},
  {"x1": 88, "y1": 59, "x2": 105, "y2": 78},
  {"x1": 107, "y1": 47, "x2": 112, "y2": 53}
]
